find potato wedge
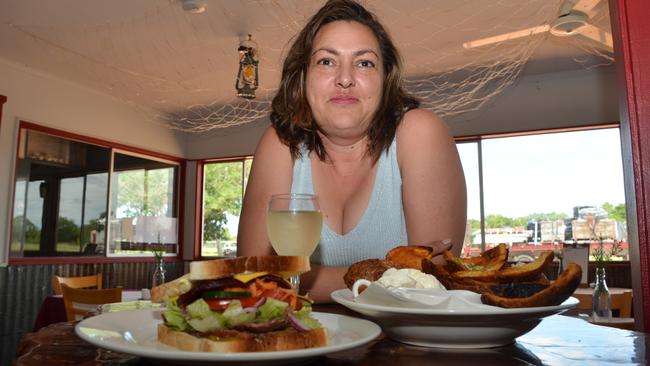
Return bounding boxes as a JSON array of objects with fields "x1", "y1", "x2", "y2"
[
  {"x1": 443, "y1": 244, "x2": 508, "y2": 273},
  {"x1": 451, "y1": 250, "x2": 554, "y2": 282},
  {"x1": 481, "y1": 263, "x2": 582, "y2": 308},
  {"x1": 385, "y1": 245, "x2": 433, "y2": 270}
]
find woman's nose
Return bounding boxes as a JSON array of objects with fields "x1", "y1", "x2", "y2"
[{"x1": 336, "y1": 66, "x2": 355, "y2": 88}]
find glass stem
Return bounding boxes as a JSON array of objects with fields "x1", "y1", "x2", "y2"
[{"x1": 290, "y1": 274, "x2": 301, "y2": 295}]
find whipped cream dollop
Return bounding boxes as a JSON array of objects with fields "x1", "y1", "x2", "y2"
[{"x1": 376, "y1": 268, "x2": 445, "y2": 289}]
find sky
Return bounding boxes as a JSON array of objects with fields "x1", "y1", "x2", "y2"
[{"x1": 457, "y1": 127, "x2": 626, "y2": 221}]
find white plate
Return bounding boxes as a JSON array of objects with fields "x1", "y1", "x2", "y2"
[
  {"x1": 99, "y1": 300, "x2": 163, "y2": 313},
  {"x1": 76, "y1": 309, "x2": 381, "y2": 364},
  {"x1": 331, "y1": 288, "x2": 578, "y2": 349}
]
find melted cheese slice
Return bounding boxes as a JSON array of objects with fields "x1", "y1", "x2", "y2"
[
  {"x1": 233, "y1": 271, "x2": 268, "y2": 283},
  {"x1": 233, "y1": 271, "x2": 295, "y2": 283}
]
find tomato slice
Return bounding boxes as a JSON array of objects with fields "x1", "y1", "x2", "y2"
[
  {"x1": 205, "y1": 296, "x2": 259, "y2": 311},
  {"x1": 239, "y1": 297, "x2": 259, "y2": 308},
  {"x1": 205, "y1": 298, "x2": 232, "y2": 311}
]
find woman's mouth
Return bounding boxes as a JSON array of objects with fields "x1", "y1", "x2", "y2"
[{"x1": 330, "y1": 95, "x2": 358, "y2": 105}]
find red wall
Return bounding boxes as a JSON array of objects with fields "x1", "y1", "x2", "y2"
[
  {"x1": 0, "y1": 95, "x2": 6, "y2": 130},
  {"x1": 612, "y1": 0, "x2": 650, "y2": 331}
]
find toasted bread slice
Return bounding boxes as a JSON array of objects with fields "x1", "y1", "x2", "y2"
[
  {"x1": 150, "y1": 274, "x2": 192, "y2": 303},
  {"x1": 190, "y1": 256, "x2": 311, "y2": 281},
  {"x1": 452, "y1": 250, "x2": 554, "y2": 282},
  {"x1": 385, "y1": 245, "x2": 433, "y2": 270},
  {"x1": 157, "y1": 323, "x2": 328, "y2": 352},
  {"x1": 480, "y1": 263, "x2": 582, "y2": 308}
]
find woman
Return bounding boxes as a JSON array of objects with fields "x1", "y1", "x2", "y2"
[{"x1": 238, "y1": 0, "x2": 466, "y2": 302}]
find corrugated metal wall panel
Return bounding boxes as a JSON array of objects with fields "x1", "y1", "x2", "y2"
[{"x1": 0, "y1": 261, "x2": 186, "y2": 365}]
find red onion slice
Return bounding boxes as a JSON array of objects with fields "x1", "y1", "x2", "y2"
[
  {"x1": 287, "y1": 312, "x2": 310, "y2": 332},
  {"x1": 243, "y1": 297, "x2": 267, "y2": 313}
]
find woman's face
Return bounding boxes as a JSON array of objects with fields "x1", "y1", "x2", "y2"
[{"x1": 306, "y1": 20, "x2": 384, "y2": 141}]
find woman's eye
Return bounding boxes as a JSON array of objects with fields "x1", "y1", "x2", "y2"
[
  {"x1": 357, "y1": 60, "x2": 376, "y2": 68},
  {"x1": 316, "y1": 58, "x2": 333, "y2": 66}
]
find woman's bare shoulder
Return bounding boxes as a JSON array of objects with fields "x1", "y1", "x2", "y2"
[
  {"x1": 398, "y1": 108, "x2": 448, "y2": 135},
  {"x1": 247, "y1": 126, "x2": 293, "y2": 192},
  {"x1": 253, "y1": 126, "x2": 293, "y2": 165},
  {"x1": 256, "y1": 126, "x2": 288, "y2": 153},
  {"x1": 396, "y1": 108, "x2": 455, "y2": 159}
]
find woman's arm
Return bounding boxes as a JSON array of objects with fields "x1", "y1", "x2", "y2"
[
  {"x1": 237, "y1": 127, "x2": 294, "y2": 256},
  {"x1": 397, "y1": 108, "x2": 467, "y2": 256},
  {"x1": 300, "y1": 265, "x2": 348, "y2": 303}
]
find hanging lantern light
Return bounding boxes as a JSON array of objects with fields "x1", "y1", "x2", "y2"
[{"x1": 236, "y1": 34, "x2": 259, "y2": 99}]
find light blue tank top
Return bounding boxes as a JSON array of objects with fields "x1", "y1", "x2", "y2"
[{"x1": 290, "y1": 139, "x2": 408, "y2": 266}]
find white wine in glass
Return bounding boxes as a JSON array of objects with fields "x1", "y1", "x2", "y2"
[{"x1": 267, "y1": 193, "x2": 322, "y2": 292}]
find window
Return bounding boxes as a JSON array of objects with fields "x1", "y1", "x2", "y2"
[
  {"x1": 10, "y1": 124, "x2": 181, "y2": 259},
  {"x1": 457, "y1": 126, "x2": 628, "y2": 262},
  {"x1": 200, "y1": 158, "x2": 252, "y2": 257},
  {"x1": 456, "y1": 141, "x2": 482, "y2": 257},
  {"x1": 108, "y1": 152, "x2": 179, "y2": 256}
]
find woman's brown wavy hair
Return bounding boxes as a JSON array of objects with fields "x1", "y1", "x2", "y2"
[{"x1": 271, "y1": 0, "x2": 419, "y2": 163}]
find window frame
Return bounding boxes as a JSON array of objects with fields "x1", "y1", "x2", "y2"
[
  {"x1": 8, "y1": 121, "x2": 186, "y2": 265},
  {"x1": 195, "y1": 156, "x2": 252, "y2": 259},
  {"x1": 106, "y1": 149, "x2": 181, "y2": 258}
]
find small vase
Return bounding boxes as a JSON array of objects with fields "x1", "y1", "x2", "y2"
[
  {"x1": 592, "y1": 266, "x2": 612, "y2": 321},
  {"x1": 152, "y1": 255, "x2": 166, "y2": 289}
]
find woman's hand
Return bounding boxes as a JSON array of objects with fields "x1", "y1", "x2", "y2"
[{"x1": 427, "y1": 238, "x2": 453, "y2": 265}]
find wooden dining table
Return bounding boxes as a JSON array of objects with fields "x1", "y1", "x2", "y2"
[{"x1": 15, "y1": 303, "x2": 649, "y2": 365}]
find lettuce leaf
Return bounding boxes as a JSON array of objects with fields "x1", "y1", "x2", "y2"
[
  {"x1": 222, "y1": 300, "x2": 256, "y2": 326},
  {"x1": 162, "y1": 298, "x2": 190, "y2": 331},
  {"x1": 258, "y1": 298, "x2": 289, "y2": 321}
]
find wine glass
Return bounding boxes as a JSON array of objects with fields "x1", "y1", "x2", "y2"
[{"x1": 267, "y1": 193, "x2": 323, "y2": 293}]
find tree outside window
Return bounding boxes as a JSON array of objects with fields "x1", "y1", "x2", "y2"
[{"x1": 201, "y1": 159, "x2": 251, "y2": 257}]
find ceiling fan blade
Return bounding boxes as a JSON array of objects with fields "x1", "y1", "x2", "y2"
[
  {"x1": 572, "y1": 0, "x2": 601, "y2": 15},
  {"x1": 577, "y1": 23, "x2": 613, "y2": 52},
  {"x1": 463, "y1": 24, "x2": 551, "y2": 49},
  {"x1": 558, "y1": 0, "x2": 576, "y2": 16}
]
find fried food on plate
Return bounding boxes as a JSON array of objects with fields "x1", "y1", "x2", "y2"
[
  {"x1": 423, "y1": 248, "x2": 579, "y2": 308},
  {"x1": 421, "y1": 259, "x2": 495, "y2": 294},
  {"x1": 451, "y1": 250, "x2": 554, "y2": 282},
  {"x1": 481, "y1": 263, "x2": 582, "y2": 308},
  {"x1": 343, "y1": 259, "x2": 402, "y2": 289},
  {"x1": 344, "y1": 245, "x2": 442, "y2": 289},
  {"x1": 385, "y1": 245, "x2": 433, "y2": 270}
]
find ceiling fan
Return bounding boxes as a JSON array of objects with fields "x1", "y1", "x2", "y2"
[{"x1": 462, "y1": 0, "x2": 613, "y2": 52}]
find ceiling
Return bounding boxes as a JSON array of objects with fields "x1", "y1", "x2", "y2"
[{"x1": 0, "y1": 0, "x2": 614, "y2": 128}]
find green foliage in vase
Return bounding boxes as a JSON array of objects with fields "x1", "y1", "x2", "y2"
[
  {"x1": 149, "y1": 242, "x2": 167, "y2": 260},
  {"x1": 593, "y1": 241, "x2": 623, "y2": 268}
]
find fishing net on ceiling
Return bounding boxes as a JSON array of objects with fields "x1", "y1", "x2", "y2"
[{"x1": 5, "y1": 0, "x2": 613, "y2": 132}]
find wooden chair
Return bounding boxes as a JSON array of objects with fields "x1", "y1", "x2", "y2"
[
  {"x1": 52, "y1": 273, "x2": 103, "y2": 295},
  {"x1": 61, "y1": 285, "x2": 122, "y2": 321}
]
